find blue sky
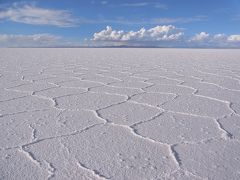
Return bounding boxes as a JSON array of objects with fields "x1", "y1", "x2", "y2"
[{"x1": 0, "y1": 0, "x2": 240, "y2": 47}]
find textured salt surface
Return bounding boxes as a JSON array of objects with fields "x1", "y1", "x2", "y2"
[{"x1": 0, "y1": 48, "x2": 240, "y2": 180}]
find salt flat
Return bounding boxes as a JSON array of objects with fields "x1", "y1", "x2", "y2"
[{"x1": 0, "y1": 48, "x2": 240, "y2": 180}]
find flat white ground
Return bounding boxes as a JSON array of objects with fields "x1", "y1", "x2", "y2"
[{"x1": 0, "y1": 48, "x2": 240, "y2": 180}]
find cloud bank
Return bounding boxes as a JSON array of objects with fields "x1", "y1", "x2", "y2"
[
  {"x1": 0, "y1": 34, "x2": 80, "y2": 47},
  {"x1": 93, "y1": 25, "x2": 183, "y2": 41},
  {"x1": 1, "y1": 26, "x2": 239, "y2": 48},
  {"x1": 189, "y1": 32, "x2": 240, "y2": 47},
  {"x1": 92, "y1": 26, "x2": 240, "y2": 48}
]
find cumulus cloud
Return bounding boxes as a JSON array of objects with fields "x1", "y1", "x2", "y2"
[
  {"x1": 93, "y1": 25, "x2": 184, "y2": 42},
  {"x1": 228, "y1": 35, "x2": 240, "y2": 42},
  {"x1": 188, "y1": 32, "x2": 240, "y2": 47},
  {"x1": 190, "y1": 32, "x2": 210, "y2": 42},
  {"x1": 91, "y1": 26, "x2": 240, "y2": 48},
  {"x1": 0, "y1": 3, "x2": 78, "y2": 27},
  {"x1": 213, "y1": 34, "x2": 228, "y2": 41}
]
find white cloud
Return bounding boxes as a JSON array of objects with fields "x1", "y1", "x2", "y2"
[
  {"x1": 227, "y1": 35, "x2": 240, "y2": 42},
  {"x1": 91, "y1": 26, "x2": 240, "y2": 48},
  {"x1": 188, "y1": 32, "x2": 240, "y2": 47},
  {"x1": 1, "y1": 30, "x2": 240, "y2": 48},
  {"x1": 0, "y1": 33, "x2": 60, "y2": 41},
  {"x1": 213, "y1": 34, "x2": 227, "y2": 41},
  {"x1": 121, "y1": 2, "x2": 167, "y2": 9},
  {"x1": 152, "y1": 16, "x2": 206, "y2": 24},
  {"x1": 190, "y1": 32, "x2": 240, "y2": 45},
  {"x1": 0, "y1": 3, "x2": 203, "y2": 27},
  {"x1": 0, "y1": 33, "x2": 80, "y2": 47},
  {"x1": 122, "y1": 2, "x2": 149, "y2": 7},
  {"x1": 190, "y1": 32, "x2": 210, "y2": 42},
  {"x1": 93, "y1": 25, "x2": 184, "y2": 42},
  {"x1": 93, "y1": 26, "x2": 124, "y2": 41},
  {"x1": 0, "y1": 3, "x2": 78, "y2": 27}
]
